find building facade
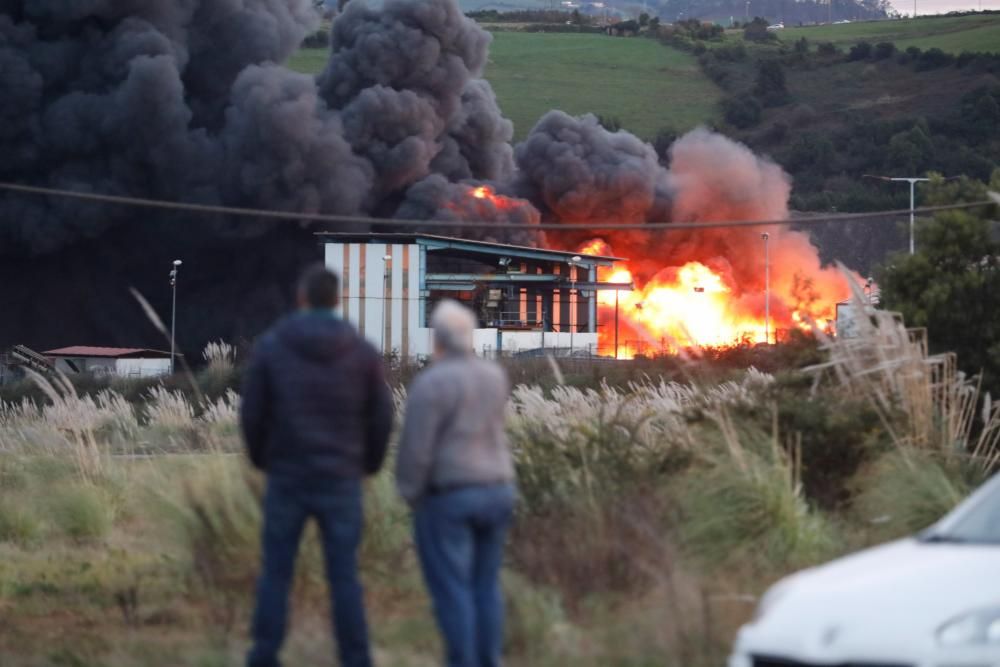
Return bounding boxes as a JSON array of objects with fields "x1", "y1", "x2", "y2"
[{"x1": 321, "y1": 233, "x2": 629, "y2": 358}]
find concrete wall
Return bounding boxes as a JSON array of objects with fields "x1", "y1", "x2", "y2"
[
  {"x1": 52, "y1": 357, "x2": 170, "y2": 377},
  {"x1": 116, "y1": 358, "x2": 171, "y2": 377},
  {"x1": 325, "y1": 242, "x2": 422, "y2": 357}
]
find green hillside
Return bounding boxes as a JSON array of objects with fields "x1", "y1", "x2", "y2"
[
  {"x1": 486, "y1": 33, "x2": 720, "y2": 139},
  {"x1": 288, "y1": 33, "x2": 722, "y2": 140},
  {"x1": 780, "y1": 13, "x2": 1000, "y2": 54}
]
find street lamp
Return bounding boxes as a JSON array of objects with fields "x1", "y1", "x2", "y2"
[
  {"x1": 169, "y1": 259, "x2": 182, "y2": 375},
  {"x1": 382, "y1": 254, "x2": 392, "y2": 356},
  {"x1": 761, "y1": 233, "x2": 770, "y2": 345},
  {"x1": 864, "y1": 174, "x2": 937, "y2": 255}
]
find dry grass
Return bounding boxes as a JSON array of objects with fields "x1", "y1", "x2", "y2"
[
  {"x1": 808, "y1": 268, "x2": 1000, "y2": 474},
  {"x1": 1, "y1": 312, "x2": 997, "y2": 665}
]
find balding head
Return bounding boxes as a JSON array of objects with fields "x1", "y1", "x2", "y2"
[{"x1": 431, "y1": 300, "x2": 476, "y2": 357}]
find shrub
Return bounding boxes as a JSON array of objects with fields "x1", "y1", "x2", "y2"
[
  {"x1": 713, "y1": 42, "x2": 748, "y2": 62},
  {"x1": 764, "y1": 121, "x2": 788, "y2": 143},
  {"x1": 0, "y1": 497, "x2": 41, "y2": 544},
  {"x1": 754, "y1": 59, "x2": 789, "y2": 106},
  {"x1": 794, "y1": 37, "x2": 809, "y2": 54},
  {"x1": 743, "y1": 17, "x2": 775, "y2": 42},
  {"x1": 790, "y1": 103, "x2": 817, "y2": 127},
  {"x1": 596, "y1": 114, "x2": 622, "y2": 132},
  {"x1": 681, "y1": 446, "x2": 837, "y2": 572},
  {"x1": 873, "y1": 41, "x2": 896, "y2": 59},
  {"x1": 48, "y1": 483, "x2": 115, "y2": 540},
  {"x1": 916, "y1": 47, "x2": 954, "y2": 70},
  {"x1": 503, "y1": 572, "x2": 572, "y2": 654},
  {"x1": 722, "y1": 95, "x2": 763, "y2": 129},
  {"x1": 848, "y1": 41, "x2": 873, "y2": 61},
  {"x1": 817, "y1": 41, "x2": 839, "y2": 56},
  {"x1": 301, "y1": 29, "x2": 329, "y2": 49},
  {"x1": 652, "y1": 127, "x2": 678, "y2": 160},
  {"x1": 852, "y1": 450, "x2": 975, "y2": 541}
]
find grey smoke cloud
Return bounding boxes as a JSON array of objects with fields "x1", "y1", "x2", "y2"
[
  {"x1": 0, "y1": 0, "x2": 816, "y2": 359},
  {"x1": 513, "y1": 111, "x2": 672, "y2": 225}
]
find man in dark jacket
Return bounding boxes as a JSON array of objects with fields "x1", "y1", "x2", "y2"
[{"x1": 241, "y1": 264, "x2": 393, "y2": 667}]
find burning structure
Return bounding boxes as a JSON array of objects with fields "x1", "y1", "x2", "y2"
[
  {"x1": 321, "y1": 232, "x2": 628, "y2": 357},
  {"x1": 0, "y1": 0, "x2": 855, "y2": 356}
]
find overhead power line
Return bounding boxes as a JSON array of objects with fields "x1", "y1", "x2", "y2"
[{"x1": 0, "y1": 181, "x2": 994, "y2": 233}]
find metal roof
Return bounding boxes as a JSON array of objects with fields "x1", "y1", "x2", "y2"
[
  {"x1": 44, "y1": 346, "x2": 173, "y2": 359},
  {"x1": 316, "y1": 233, "x2": 623, "y2": 266}
]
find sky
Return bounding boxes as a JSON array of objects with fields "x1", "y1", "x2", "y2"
[{"x1": 889, "y1": 0, "x2": 1000, "y2": 15}]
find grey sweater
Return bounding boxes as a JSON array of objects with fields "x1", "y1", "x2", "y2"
[{"x1": 395, "y1": 354, "x2": 515, "y2": 506}]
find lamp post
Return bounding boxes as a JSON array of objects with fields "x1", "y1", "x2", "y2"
[
  {"x1": 761, "y1": 233, "x2": 770, "y2": 345},
  {"x1": 568, "y1": 255, "x2": 582, "y2": 355},
  {"x1": 382, "y1": 254, "x2": 392, "y2": 356},
  {"x1": 864, "y1": 174, "x2": 938, "y2": 255},
  {"x1": 169, "y1": 259, "x2": 182, "y2": 375}
]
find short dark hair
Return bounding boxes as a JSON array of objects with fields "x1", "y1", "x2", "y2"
[{"x1": 298, "y1": 264, "x2": 340, "y2": 309}]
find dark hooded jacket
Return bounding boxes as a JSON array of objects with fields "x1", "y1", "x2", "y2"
[{"x1": 240, "y1": 311, "x2": 393, "y2": 478}]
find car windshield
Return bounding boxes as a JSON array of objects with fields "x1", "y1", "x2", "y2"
[{"x1": 922, "y1": 476, "x2": 1000, "y2": 544}]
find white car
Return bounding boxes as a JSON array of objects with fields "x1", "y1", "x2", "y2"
[{"x1": 729, "y1": 472, "x2": 1000, "y2": 667}]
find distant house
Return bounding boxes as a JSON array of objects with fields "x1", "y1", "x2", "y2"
[
  {"x1": 606, "y1": 19, "x2": 639, "y2": 36},
  {"x1": 44, "y1": 346, "x2": 173, "y2": 378}
]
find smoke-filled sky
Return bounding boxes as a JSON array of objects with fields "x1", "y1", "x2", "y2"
[{"x1": 0, "y1": 0, "x2": 844, "y2": 354}]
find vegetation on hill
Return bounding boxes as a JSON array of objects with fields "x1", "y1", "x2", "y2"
[
  {"x1": 486, "y1": 32, "x2": 720, "y2": 139},
  {"x1": 780, "y1": 12, "x2": 1000, "y2": 54},
  {"x1": 878, "y1": 173, "x2": 1000, "y2": 391},
  {"x1": 657, "y1": 0, "x2": 893, "y2": 23},
  {"x1": 289, "y1": 33, "x2": 722, "y2": 141},
  {"x1": 677, "y1": 15, "x2": 1000, "y2": 271}
]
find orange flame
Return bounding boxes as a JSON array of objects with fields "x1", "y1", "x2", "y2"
[
  {"x1": 469, "y1": 185, "x2": 523, "y2": 210},
  {"x1": 582, "y1": 238, "x2": 851, "y2": 358}
]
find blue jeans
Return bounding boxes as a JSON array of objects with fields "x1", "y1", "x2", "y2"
[
  {"x1": 247, "y1": 475, "x2": 372, "y2": 667},
  {"x1": 414, "y1": 483, "x2": 516, "y2": 667}
]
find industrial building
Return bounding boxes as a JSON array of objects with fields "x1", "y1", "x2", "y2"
[
  {"x1": 320, "y1": 233, "x2": 631, "y2": 358},
  {"x1": 44, "y1": 346, "x2": 173, "y2": 378}
]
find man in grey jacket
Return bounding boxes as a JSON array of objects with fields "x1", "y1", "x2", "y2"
[{"x1": 396, "y1": 300, "x2": 516, "y2": 667}]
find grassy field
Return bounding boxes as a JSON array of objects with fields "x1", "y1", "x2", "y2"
[
  {"x1": 2, "y1": 313, "x2": 998, "y2": 665},
  {"x1": 288, "y1": 33, "x2": 722, "y2": 140},
  {"x1": 486, "y1": 33, "x2": 721, "y2": 139},
  {"x1": 780, "y1": 12, "x2": 1000, "y2": 53}
]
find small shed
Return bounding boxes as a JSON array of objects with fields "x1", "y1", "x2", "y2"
[{"x1": 44, "y1": 346, "x2": 173, "y2": 378}]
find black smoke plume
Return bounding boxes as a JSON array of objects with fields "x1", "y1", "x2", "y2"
[
  {"x1": 0, "y1": 0, "x2": 523, "y2": 353},
  {"x1": 0, "y1": 0, "x2": 810, "y2": 358}
]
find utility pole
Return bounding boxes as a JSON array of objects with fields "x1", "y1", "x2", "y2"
[
  {"x1": 761, "y1": 233, "x2": 770, "y2": 345},
  {"x1": 169, "y1": 259, "x2": 182, "y2": 375}
]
